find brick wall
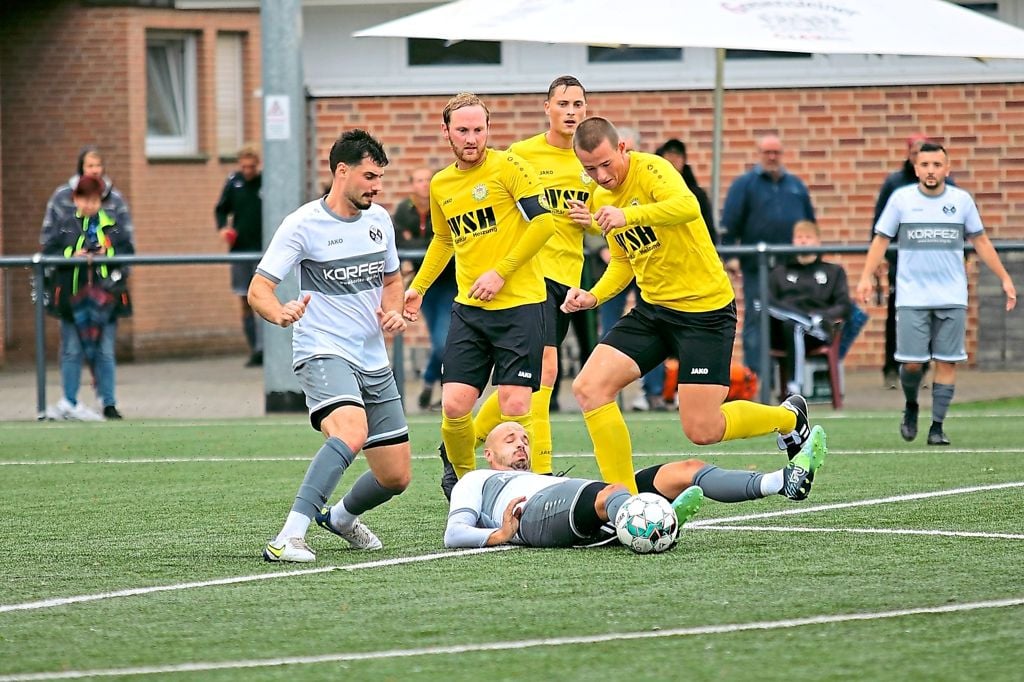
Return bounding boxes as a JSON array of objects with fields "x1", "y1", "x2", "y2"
[
  {"x1": 0, "y1": 2, "x2": 261, "y2": 364},
  {"x1": 312, "y1": 84, "x2": 1024, "y2": 371},
  {"x1": 2, "y1": 4, "x2": 1021, "y2": 373}
]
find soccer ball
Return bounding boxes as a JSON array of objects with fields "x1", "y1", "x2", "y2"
[
  {"x1": 614, "y1": 493, "x2": 679, "y2": 554},
  {"x1": 727, "y1": 362, "x2": 759, "y2": 401}
]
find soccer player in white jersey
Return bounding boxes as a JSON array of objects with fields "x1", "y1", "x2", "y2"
[
  {"x1": 856, "y1": 142, "x2": 1017, "y2": 446},
  {"x1": 249, "y1": 129, "x2": 411, "y2": 562},
  {"x1": 444, "y1": 421, "x2": 827, "y2": 549}
]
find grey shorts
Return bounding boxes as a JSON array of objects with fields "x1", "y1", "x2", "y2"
[
  {"x1": 895, "y1": 307, "x2": 967, "y2": 363},
  {"x1": 294, "y1": 355, "x2": 409, "y2": 447},
  {"x1": 231, "y1": 261, "x2": 258, "y2": 297},
  {"x1": 518, "y1": 479, "x2": 604, "y2": 547}
]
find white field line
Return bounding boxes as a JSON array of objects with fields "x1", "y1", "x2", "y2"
[
  {"x1": 0, "y1": 546, "x2": 513, "y2": 615},
  {"x1": 2, "y1": 483, "x2": 1019, "y2": 616},
  {"x1": 2, "y1": 448, "x2": 1021, "y2": 466},
  {"x1": 689, "y1": 481, "x2": 1024, "y2": 527},
  {"x1": 1, "y1": 597, "x2": 1021, "y2": 681},
  {"x1": 699, "y1": 525, "x2": 1024, "y2": 540}
]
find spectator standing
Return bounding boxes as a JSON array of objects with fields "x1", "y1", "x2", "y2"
[
  {"x1": 42, "y1": 146, "x2": 134, "y2": 247},
  {"x1": 721, "y1": 135, "x2": 815, "y2": 379},
  {"x1": 215, "y1": 145, "x2": 264, "y2": 367},
  {"x1": 392, "y1": 167, "x2": 456, "y2": 411},
  {"x1": 42, "y1": 176, "x2": 134, "y2": 421},
  {"x1": 656, "y1": 138, "x2": 717, "y2": 244}
]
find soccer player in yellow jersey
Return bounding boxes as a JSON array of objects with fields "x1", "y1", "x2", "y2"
[
  {"x1": 403, "y1": 93, "x2": 556, "y2": 498},
  {"x1": 469, "y1": 75, "x2": 593, "y2": 476},
  {"x1": 562, "y1": 117, "x2": 812, "y2": 494}
]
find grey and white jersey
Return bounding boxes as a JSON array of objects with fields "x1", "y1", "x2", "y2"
[
  {"x1": 445, "y1": 469, "x2": 571, "y2": 548},
  {"x1": 874, "y1": 184, "x2": 982, "y2": 309},
  {"x1": 256, "y1": 198, "x2": 400, "y2": 371}
]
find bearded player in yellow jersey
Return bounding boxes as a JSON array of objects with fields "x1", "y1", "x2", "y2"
[
  {"x1": 467, "y1": 75, "x2": 594, "y2": 478},
  {"x1": 403, "y1": 93, "x2": 556, "y2": 499},
  {"x1": 562, "y1": 117, "x2": 814, "y2": 494}
]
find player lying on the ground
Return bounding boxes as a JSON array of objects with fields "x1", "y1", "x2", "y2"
[{"x1": 443, "y1": 421, "x2": 828, "y2": 549}]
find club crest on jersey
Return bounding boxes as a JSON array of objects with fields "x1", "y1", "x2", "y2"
[
  {"x1": 943, "y1": 204, "x2": 956, "y2": 215},
  {"x1": 630, "y1": 198, "x2": 640, "y2": 207},
  {"x1": 580, "y1": 171, "x2": 593, "y2": 185},
  {"x1": 472, "y1": 183, "x2": 489, "y2": 201},
  {"x1": 368, "y1": 225, "x2": 383, "y2": 243},
  {"x1": 815, "y1": 271, "x2": 828, "y2": 285}
]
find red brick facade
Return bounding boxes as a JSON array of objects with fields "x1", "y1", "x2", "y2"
[
  {"x1": 1, "y1": 3, "x2": 1021, "y2": 373},
  {"x1": 311, "y1": 85, "x2": 1024, "y2": 371},
  {"x1": 0, "y1": 2, "x2": 261, "y2": 365}
]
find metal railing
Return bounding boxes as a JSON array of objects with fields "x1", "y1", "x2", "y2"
[{"x1": 3, "y1": 241, "x2": 1022, "y2": 418}]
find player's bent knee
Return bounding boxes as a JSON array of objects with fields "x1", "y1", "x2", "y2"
[
  {"x1": 681, "y1": 423, "x2": 723, "y2": 446},
  {"x1": 378, "y1": 469, "x2": 411, "y2": 492}
]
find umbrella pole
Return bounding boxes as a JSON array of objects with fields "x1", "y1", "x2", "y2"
[{"x1": 711, "y1": 47, "x2": 725, "y2": 222}]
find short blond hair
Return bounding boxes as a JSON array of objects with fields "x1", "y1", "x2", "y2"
[
  {"x1": 238, "y1": 144, "x2": 260, "y2": 161},
  {"x1": 442, "y1": 92, "x2": 490, "y2": 127},
  {"x1": 793, "y1": 219, "x2": 820, "y2": 237}
]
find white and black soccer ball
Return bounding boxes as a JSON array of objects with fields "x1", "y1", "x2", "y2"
[{"x1": 614, "y1": 493, "x2": 679, "y2": 554}]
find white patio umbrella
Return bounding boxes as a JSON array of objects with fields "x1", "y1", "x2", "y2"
[{"x1": 355, "y1": 0, "x2": 1024, "y2": 207}]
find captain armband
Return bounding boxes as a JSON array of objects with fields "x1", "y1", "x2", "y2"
[{"x1": 516, "y1": 194, "x2": 551, "y2": 221}]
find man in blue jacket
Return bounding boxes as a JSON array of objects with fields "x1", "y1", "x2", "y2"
[{"x1": 721, "y1": 135, "x2": 815, "y2": 380}]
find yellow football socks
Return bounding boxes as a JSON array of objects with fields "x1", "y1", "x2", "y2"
[
  {"x1": 582, "y1": 402, "x2": 638, "y2": 494},
  {"x1": 720, "y1": 401, "x2": 796, "y2": 441},
  {"x1": 472, "y1": 391, "x2": 503, "y2": 448},
  {"x1": 529, "y1": 385, "x2": 554, "y2": 474},
  {"x1": 441, "y1": 412, "x2": 477, "y2": 478}
]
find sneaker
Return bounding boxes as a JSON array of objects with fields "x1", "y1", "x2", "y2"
[
  {"x1": 245, "y1": 351, "x2": 263, "y2": 367},
  {"x1": 44, "y1": 401, "x2": 68, "y2": 421},
  {"x1": 901, "y1": 403, "x2": 919, "y2": 442},
  {"x1": 103, "y1": 405, "x2": 123, "y2": 420},
  {"x1": 776, "y1": 394, "x2": 810, "y2": 459},
  {"x1": 671, "y1": 485, "x2": 704, "y2": 526},
  {"x1": 314, "y1": 507, "x2": 383, "y2": 550},
  {"x1": 927, "y1": 427, "x2": 951, "y2": 446},
  {"x1": 439, "y1": 442, "x2": 458, "y2": 502},
  {"x1": 263, "y1": 537, "x2": 315, "y2": 563},
  {"x1": 781, "y1": 424, "x2": 828, "y2": 501},
  {"x1": 58, "y1": 398, "x2": 104, "y2": 422},
  {"x1": 417, "y1": 386, "x2": 433, "y2": 411},
  {"x1": 631, "y1": 393, "x2": 650, "y2": 412}
]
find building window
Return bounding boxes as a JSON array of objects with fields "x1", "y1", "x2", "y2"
[
  {"x1": 408, "y1": 38, "x2": 501, "y2": 66},
  {"x1": 215, "y1": 33, "x2": 245, "y2": 157},
  {"x1": 726, "y1": 49, "x2": 812, "y2": 60},
  {"x1": 146, "y1": 32, "x2": 198, "y2": 156},
  {"x1": 588, "y1": 46, "x2": 683, "y2": 63}
]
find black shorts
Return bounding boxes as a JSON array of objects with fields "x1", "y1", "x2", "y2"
[
  {"x1": 602, "y1": 299, "x2": 736, "y2": 386},
  {"x1": 542, "y1": 279, "x2": 573, "y2": 347},
  {"x1": 442, "y1": 301, "x2": 544, "y2": 392}
]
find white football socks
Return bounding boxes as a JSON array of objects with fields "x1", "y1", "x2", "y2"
[
  {"x1": 276, "y1": 511, "x2": 312, "y2": 543},
  {"x1": 329, "y1": 500, "x2": 356, "y2": 530},
  {"x1": 761, "y1": 469, "x2": 785, "y2": 496}
]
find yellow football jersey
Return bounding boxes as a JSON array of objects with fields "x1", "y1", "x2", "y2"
[
  {"x1": 590, "y1": 152, "x2": 733, "y2": 313},
  {"x1": 507, "y1": 133, "x2": 594, "y2": 288},
  {"x1": 419, "y1": 149, "x2": 550, "y2": 310}
]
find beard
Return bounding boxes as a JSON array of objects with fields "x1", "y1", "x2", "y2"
[
  {"x1": 349, "y1": 193, "x2": 373, "y2": 210},
  {"x1": 510, "y1": 458, "x2": 530, "y2": 472}
]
